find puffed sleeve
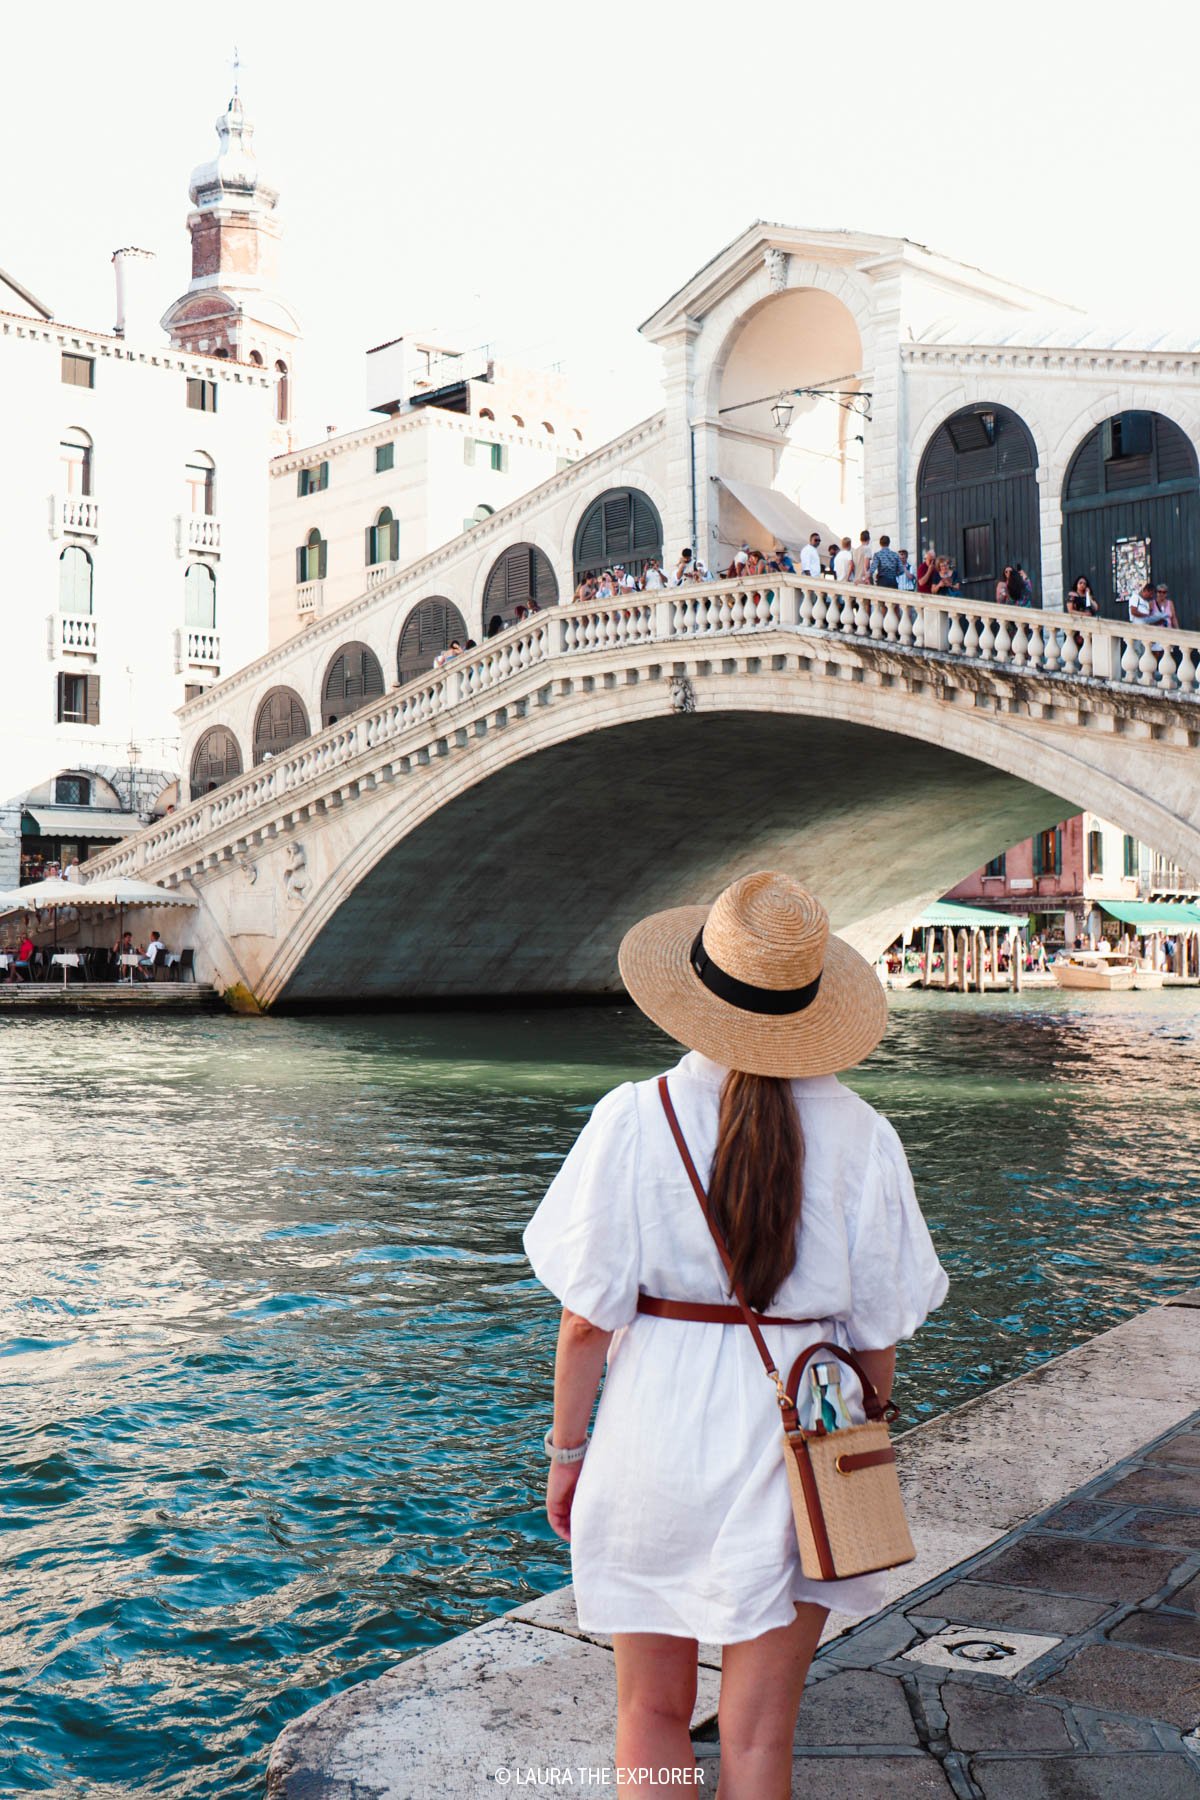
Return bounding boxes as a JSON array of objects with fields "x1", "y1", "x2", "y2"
[
  {"x1": 522, "y1": 1082, "x2": 641, "y2": 1332},
  {"x1": 842, "y1": 1117, "x2": 949, "y2": 1349}
]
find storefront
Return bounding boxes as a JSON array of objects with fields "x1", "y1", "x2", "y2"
[{"x1": 19, "y1": 807, "x2": 139, "y2": 884}]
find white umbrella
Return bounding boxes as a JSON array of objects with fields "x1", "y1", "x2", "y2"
[
  {"x1": 75, "y1": 877, "x2": 197, "y2": 908},
  {"x1": 0, "y1": 876, "x2": 83, "y2": 913}
]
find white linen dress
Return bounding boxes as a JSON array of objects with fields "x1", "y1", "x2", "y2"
[{"x1": 523, "y1": 1050, "x2": 950, "y2": 1643}]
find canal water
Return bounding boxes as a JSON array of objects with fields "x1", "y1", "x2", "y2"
[{"x1": 2, "y1": 990, "x2": 1198, "y2": 1798}]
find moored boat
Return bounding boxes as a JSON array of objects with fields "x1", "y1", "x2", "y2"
[{"x1": 1053, "y1": 949, "x2": 1138, "y2": 992}]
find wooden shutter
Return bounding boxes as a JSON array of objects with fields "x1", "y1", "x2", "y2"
[
  {"x1": 85, "y1": 675, "x2": 100, "y2": 726},
  {"x1": 318, "y1": 538, "x2": 328, "y2": 580},
  {"x1": 296, "y1": 544, "x2": 306, "y2": 583},
  {"x1": 365, "y1": 525, "x2": 375, "y2": 565},
  {"x1": 389, "y1": 518, "x2": 399, "y2": 559},
  {"x1": 1032, "y1": 833, "x2": 1043, "y2": 876}
]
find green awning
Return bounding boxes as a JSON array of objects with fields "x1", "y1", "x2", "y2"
[
  {"x1": 916, "y1": 901, "x2": 1028, "y2": 929},
  {"x1": 1101, "y1": 901, "x2": 1200, "y2": 928}
]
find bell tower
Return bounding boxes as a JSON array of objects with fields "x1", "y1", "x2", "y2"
[{"x1": 161, "y1": 86, "x2": 301, "y2": 449}]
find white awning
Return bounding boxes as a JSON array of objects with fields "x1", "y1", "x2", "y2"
[
  {"x1": 22, "y1": 807, "x2": 139, "y2": 841},
  {"x1": 716, "y1": 477, "x2": 837, "y2": 553}
]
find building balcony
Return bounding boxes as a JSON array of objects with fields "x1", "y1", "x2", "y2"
[
  {"x1": 186, "y1": 629, "x2": 221, "y2": 666},
  {"x1": 366, "y1": 561, "x2": 399, "y2": 590},
  {"x1": 53, "y1": 495, "x2": 100, "y2": 539},
  {"x1": 52, "y1": 612, "x2": 98, "y2": 656},
  {"x1": 297, "y1": 581, "x2": 324, "y2": 619},
  {"x1": 177, "y1": 514, "x2": 222, "y2": 557}
]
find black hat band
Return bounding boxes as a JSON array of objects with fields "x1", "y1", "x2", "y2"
[{"x1": 689, "y1": 930, "x2": 822, "y2": 1016}]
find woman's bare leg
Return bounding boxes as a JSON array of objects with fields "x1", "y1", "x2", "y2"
[
  {"x1": 612, "y1": 1632, "x2": 699, "y2": 1791},
  {"x1": 715, "y1": 1603, "x2": 828, "y2": 1800}
]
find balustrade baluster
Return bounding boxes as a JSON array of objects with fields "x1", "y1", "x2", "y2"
[
  {"x1": 1059, "y1": 628, "x2": 1079, "y2": 675},
  {"x1": 898, "y1": 603, "x2": 914, "y2": 647},
  {"x1": 1041, "y1": 622, "x2": 1061, "y2": 674},
  {"x1": 1010, "y1": 620, "x2": 1029, "y2": 667},
  {"x1": 868, "y1": 596, "x2": 885, "y2": 640},
  {"x1": 978, "y1": 616, "x2": 996, "y2": 661},
  {"x1": 1180, "y1": 647, "x2": 1197, "y2": 694},
  {"x1": 799, "y1": 588, "x2": 814, "y2": 628},
  {"x1": 948, "y1": 613, "x2": 965, "y2": 656},
  {"x1": 1121, "y1": 637, "x2": 1142, "y2": 684},
  {"x1": 1139, "y1": 641, "x2": 1160, "y2": 686},
  {"x1": 810, "y1": 590, "x2": 827, "y2": 631},
  {"x1": 963, "y1": 616, "x2": 980, "y2": 658},
  {"x1": 1158, "y1": 642, "x2": 1179, "y2": 691}
]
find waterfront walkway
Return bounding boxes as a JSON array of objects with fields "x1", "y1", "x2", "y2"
[{"x1": 268, "y1": 1293, "x2": 1200, "y2": 1798}]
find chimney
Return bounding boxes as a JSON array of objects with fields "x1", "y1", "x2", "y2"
[{"x1": 112, "y1": 247, "x2": 159, "y2": 344}]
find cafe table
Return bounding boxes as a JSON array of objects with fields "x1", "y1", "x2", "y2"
[
  {"x1": 50, "y1": 952, "x2": 83, "y2": 986},
  {"x1": 118, "y1": 953, "x2": 142, "y2": 986}
]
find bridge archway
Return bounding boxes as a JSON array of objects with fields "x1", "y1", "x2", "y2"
[
  {"x1": 573, "y1": 488, "x2": 663, "y2": 584},
  {"x1": 397, "y1": 597, "x2": 470, "y2": 684},
  {"x1": 712, "y1": 287, "x2": 864, "y2": 565},
  {"x1": 322, "y1": 642, "x2": 385, "y2": 727},
  {"x1": 253, "y1": 687, "x2": 310, "y2": 764},
  {"x1": 190, "y1": 726, "x2": 242, "y2": 800},
  {"x1": 1062, "y1": 411, "x2": 1200, "y2": 626},
  {"x1": 483, "y1": 543, "x2": 558, "y2": 631},
  {"x1": 916, "y1": 403, "x2": 1040, "y2": 602}
]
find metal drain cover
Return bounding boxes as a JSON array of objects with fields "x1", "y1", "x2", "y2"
[{"x1": 903, "y1": 1626, "x2": 1061, "y2": 1677}]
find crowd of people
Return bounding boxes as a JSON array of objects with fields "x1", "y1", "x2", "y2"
[{"x1": 2, "y1": 928, "x2": 177, "y2": 984}]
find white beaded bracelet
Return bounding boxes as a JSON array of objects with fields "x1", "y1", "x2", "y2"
[{"x1": 544, "y1": 1428, "x2": 589, "y2": 1464}]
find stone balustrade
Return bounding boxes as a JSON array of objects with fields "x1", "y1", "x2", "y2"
[
  {"x1": 59, "y1": 495, "x2": 100, "y2": 537},
  {"x1": 185, "y1": 629, "x2": 221, "y2": 666},
  {"x1": 366, "y1": 561, "x2": 399, "y2": 590},
  {"x1": 83, "y1": 574, "x2": 1200, "y2": 886},
  {"x1": 181, "y1": 515, "x2": 221, "y2": 554},
  {"x1": 296, "y1": 582, "x2": 323, "y2": 618},
  {"x1": 57, "y1": 612, "x2": 98, "y2": 654}
]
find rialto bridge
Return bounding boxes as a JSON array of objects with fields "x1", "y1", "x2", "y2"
[{"x1": 84, "y1": 576, "x2": 1200, "y2": 1007}]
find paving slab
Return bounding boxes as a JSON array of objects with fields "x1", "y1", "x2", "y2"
[
  {"x1": 972, "y1": 1534, "x2": 1186, "y2": 1601},
  {"x1": 1108, "y1": 1610, "x2": 1200, "y2": 1657},
  {"x1": 907, "y1": 1578, "x2": 1111, "y2": 1636},
  {"x1": 267, "y1": 1616, "x2": 720, "y2": 1800},
  {"x1": 969, "y1": 1753, "x2": 1200, "y2": 1798},
  {"x1": 510, "y1": 1583, "x2": 724, "y2": 1669},
  {"x1": 1148, "y1": 1437, "x2": 1200, "y2": 1469},
  {"x1": 787, "y1": 1753, "x2": 956, "y2": 1797},
  {"x1": 1171, "y1": 1572, "x2": 1200, "y2": 1615},
  {"x1": 1124, "y1": 1514, "x2": 1200, "y2": 1551},
  {"x1": 792, "y1": 1668, "x2": 920, "y2": 1747},
  {"x1": 940, "y1": 1685, "x2": 1074, "y2": 1752},
  {"x1": 1097, "y1": 1466, "x2": 1200, "y2": 1509},
  {"x1": 1037, "y1": 1500, "x2": 1124, "y2": 1536},
  {"x1": 1034, "y1": 1642, "x2": 1200, "y2": 1730}
]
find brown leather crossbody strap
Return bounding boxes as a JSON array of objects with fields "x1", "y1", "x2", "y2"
[
  {"x1": 657, "y1": 1075, "x2": 794, "y2": 1418},
  {"x1": 637, "y1": 1295, "x2": 823, "y2": 1327}
]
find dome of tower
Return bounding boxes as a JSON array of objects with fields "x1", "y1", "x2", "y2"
[{"x1": 188, "y1": 95, "x2": 279, "y2": 212}]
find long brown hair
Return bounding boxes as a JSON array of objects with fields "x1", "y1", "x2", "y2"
[{"x1": 707, "y1": 1071, "x2": 804, "y2": 1312}]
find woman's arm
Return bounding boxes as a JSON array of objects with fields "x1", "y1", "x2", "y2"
[
  {"x1": 854, "y1": 1345, "x2": 896, "y2": 1410},
  {"x1": 546, "y1": 1307, "x2": 613, "y2": 1542}
]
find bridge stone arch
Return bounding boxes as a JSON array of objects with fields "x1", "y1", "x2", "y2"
[
  {"x1": 321, "y1": 641, "x2": 385, "y2": 727},
  {"x1": 697, "y1": 259, "x2": 874, "y2": 422},
  {"x1": 246, "y1": 661, "x2": 1198, "y2": 1009},
  {"x1": 916, "y1": 401, "x2": 1041, "y2": 602},
  {"x1": 253, "y1": 687, "x2": 310, "y2": 764}
]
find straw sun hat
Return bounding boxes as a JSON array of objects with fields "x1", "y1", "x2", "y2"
[{"x1": 618, "y1": 871, "x2": 888, "y2": 1078}]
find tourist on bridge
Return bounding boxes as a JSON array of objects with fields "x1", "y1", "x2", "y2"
[
  {"x1": 641, "y1": 558, "x2": 668, "y2": 590},
  {"x1": 525, "y1": 872, "x2": 948, "y2": 1796},
  {"x1": 851, "y1": 529, "x2": 872, "y2": 583},
  {"x1": 798, "y1": 532, "x2": 823, "y2": 579},
  {"x1": 825, "y1": 541, "x2": 840, "y2": 576},
  {"x1": 834, "y1": 537, "x2": 854, "y2": 583},
  {"x1": 868, "y1": 535, "x2": 903, "y2": 589},
  {"x1": 897, "y1": 549, "x2": 917, "y2": 590},
  {"x1": 1066, "y1": 577, "x2": 1099, "y2": 618},
  {"x1": 1129, "y1": 581, "x2": 1171, "y2": 627}
]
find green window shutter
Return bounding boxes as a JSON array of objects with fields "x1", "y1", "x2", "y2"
[
  {"x1": 296, "y1": 544, "x2": 306, "y2": 582},
  {"x1": 1054, "y1": 829, "x2": 1063, "y2": 876},
  {"x1": 297, "y1": 470, "x2": 306, "y2": 497},
  {"x1": 1123, "y1": 835, "x2": 1137, "y2": 878},
  {"x1": 319, "y1": 462, "x2": 328, "y2": 490},
  {"x1": 389, "y1": 519, "x2": 399, "y2": 560},
  {"x1": 1032, "y1": 832, "x2": 1043, "y2": 876},
  {"x1": 319, "y1": 539, "x2": 328, "y2": 580},
  {"x1": 365, "y1": 525, "x2": 375, "y2": 565}
]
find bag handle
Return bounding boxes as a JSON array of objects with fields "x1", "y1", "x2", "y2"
[{"x1": 657, "y1": 1076, "x2": 892, "y2": 1429}]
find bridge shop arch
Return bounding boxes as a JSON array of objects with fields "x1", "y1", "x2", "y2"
[
  {"x1": 322, "y1": 642, "x2": 385, "y2": 727},
  {"x1": 253, "y1": 687, "x2": 310, "y2": 764},
  {"x1": 398, "y1": 597, "x2": 470, "y2": 685},
  {"x1": 1062, "y1": 411, "x2": 1200, "y2": 626},
  {"x1": 483, "y1": 543, "x2": 558, "y2": 632},
  {"x1": 573, "y1": 487, "x2": 663, "y2": 584},
  {"x1": 916, "y1": 403, "x2": 1040, "y2": 603},
  {"x1": 189, "y1": 725, "x2": 242, "y2": 800}
]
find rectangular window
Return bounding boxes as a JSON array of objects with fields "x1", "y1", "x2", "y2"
[
  {"x1": 55, "y1": 774, "x2": 90, "y2": 806},
  {"x1": 298, "y1": 461, "x2": 329, "y2": 496},
  {"x1": 1087, "y1": 829, "x2": 1104, "y2": 877},
  {"x1": 984, "y1": 853, "x2": 1007, "y2": 878},
  {"x1": 61, "y1": 352, "x2": 94, "y2": 388},
  {"x1": 1033, "y1": 827, "x2": 1062, "y2": 878},
  {"x1": 1106, "y1": 411, "x2": 1153, "y2": 462},
  {"x1": 375, "y1": 443, "x2": 394, "y2": 473},
  {"x1": 464, "y1": 438, "x2": 505, "y2": 472},
  {"x1": 56, "y1": 673, "x2": 98, "y2": 724},
  {"x1": 962, "y1": 523, "x2": 993, "y2": 583},
  {"x1": 186, "y1": 377, "x2": 218, "y2": 412},
  {"x1": 184, "y1": 683, "x2": 204, "y2": 703},
  {"x1": 1123, "y1": 834, "x2": 1138, "y2": 878}
]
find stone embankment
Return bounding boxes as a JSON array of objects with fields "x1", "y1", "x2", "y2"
[{"x1": 268, "y1": 1292, "x2": 1200, "y2": 1798}]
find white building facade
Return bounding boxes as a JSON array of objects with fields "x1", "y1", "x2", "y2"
[{"x1": 0, "y1": 93, "x2": 291, "y2": 889}]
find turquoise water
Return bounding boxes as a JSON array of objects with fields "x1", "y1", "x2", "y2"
[{"x1": 1, "y1": 990, "x2": 1198, "y2": 1797}]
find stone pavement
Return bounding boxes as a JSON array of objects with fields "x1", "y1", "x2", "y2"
[{"x1": 692, "y1": 1408, "x2": 1200, "y2": 1798}]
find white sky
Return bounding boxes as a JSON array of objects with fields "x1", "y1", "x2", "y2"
[{"x1": 8, "y1": 0, "x2": 1199, "y2": 445}]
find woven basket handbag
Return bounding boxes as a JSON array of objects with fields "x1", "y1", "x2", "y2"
[{"x1": 657, "y1": 1076, "x2": 915, "y2": 1582}]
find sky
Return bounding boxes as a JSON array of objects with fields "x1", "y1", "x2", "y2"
[{"x1": 7, "y1": 0, "x2": 1199, "y2": 446}]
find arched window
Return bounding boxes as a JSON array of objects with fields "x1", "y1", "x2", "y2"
[
  {"x1": 189, "y1": 726, "x2": 242, "y2": 799},
  {"x1": 253, "y1": 686, "x2": 310, "y2": 763},
  {"x1": 185, "y1": 452, "x2": 216, "y2": 516},
  {"x1": 296, "y1": 528, "x2": 327, "y2": 583},
  {"x1": 397, "y1": 597, "x2": 470, "y2": 686},
  {"x1": 464, "y1": 502, "x2": 494, "y2": 532},
  {"x1": 60, "y1": 427, "x2": 92, "y2": 497},
  {"x1": 322, "y1": 641, "x2": 385, "y2": 726},
  {"x1": 365, "y1": 506, "x2": 399, "y2": 566},
  {"x1": 184, "y1": 562, "x2": 216, "y2": 629},
  {"x1": 541, "y1": 420, "x2": 555, "y2": 435},
  {"x1": 916, "y1": 403, "x2": 1039, "y2": 602},
  {"x1": 1062, "y1": 411, "x2": 1200, "y2": 625},
  {"x1": 275, "y1": 360, "x2": 290, "y2": 423},
  {"x1": 573, "y1": 487, "x2": 663, "y2": 585},
  {"x1": 572, "y1": 427, "x2": 583, "y2": 442},
  {"x1": 59, "y1": 546, "x2": 93, "y2": 615},
  {"x1": 479, "y1": 407, "x2": 495, "y2": 421},
  {"x1": 511, "y1": 414, "x2": 525, "y2": 428},
  {"x1": 248, "y1": 350, "x2": 264, "y2": 367},
  {"x1": 482, "y1": 543, "x2": 558, "y2": 626}
]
